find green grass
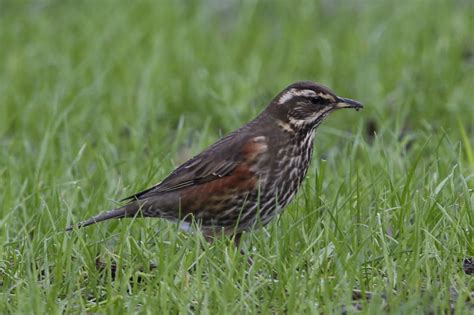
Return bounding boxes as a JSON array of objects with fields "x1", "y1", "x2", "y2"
[{"x1": 1, "y1": 0, "x2": 473, "y2": 313}]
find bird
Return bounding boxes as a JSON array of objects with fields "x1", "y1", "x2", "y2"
[{"x1": 66, "y1": 81, "x2": 363, "y2": 244}]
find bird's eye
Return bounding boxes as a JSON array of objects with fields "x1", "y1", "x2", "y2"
[
  {"x1": 310, "y1": 97, "x2": 321, "y2": 104},
  {"x1": 310, "y1": 96, "x2": 330, "y2": 106}
]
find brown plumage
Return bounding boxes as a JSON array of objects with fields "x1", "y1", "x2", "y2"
[{"x1": 66, "y1": 81, "x2": 363, "y2": 240}]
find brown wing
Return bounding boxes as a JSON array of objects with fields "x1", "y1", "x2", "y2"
[{"x1": 121, "y1": 131, "x2": 249, "y2": 201}]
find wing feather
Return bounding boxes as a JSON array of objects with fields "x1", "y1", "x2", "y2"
[{"x1": 121, "y1": 131, "x2": 248, "y2": 201}]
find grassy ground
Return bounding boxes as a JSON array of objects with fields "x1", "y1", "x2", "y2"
[{"x1": 1, "y1": 0, "x2": 473, "y2": 313}]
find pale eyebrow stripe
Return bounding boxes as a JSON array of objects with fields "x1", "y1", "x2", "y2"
[
  {"x1": 278, "y1": 89, "x2": 296, "y2": 104},
  {"x1": 315, "y1": 92, "x2": 335, "y2": 102},
  {"x1": 278, "y1": 89, "x2": 317, "y2": 104}
]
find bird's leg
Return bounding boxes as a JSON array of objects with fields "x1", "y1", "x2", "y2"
[
  {"x1": 233, "y1": 232, "x2": 242, "y2": 247},
  {"x1": 233, "y1": 233, "x2": 254, "y2": 265}
]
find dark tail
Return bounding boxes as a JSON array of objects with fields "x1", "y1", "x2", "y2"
[{"x1": 66, "y1": 202, "x2": 139, "y2": 231}]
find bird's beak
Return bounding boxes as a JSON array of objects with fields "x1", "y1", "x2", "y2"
[{"x1": 334, "y1": 96, "x2": 364, "y2": 111}]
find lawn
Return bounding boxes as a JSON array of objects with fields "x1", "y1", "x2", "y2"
[{"x1": 0, "y1": 0, "x2": 473, "y2": 313}]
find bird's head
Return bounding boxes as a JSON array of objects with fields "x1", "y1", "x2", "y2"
[{"x1": 268, "y1": 81, "x2": 363, "y2": 131}]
